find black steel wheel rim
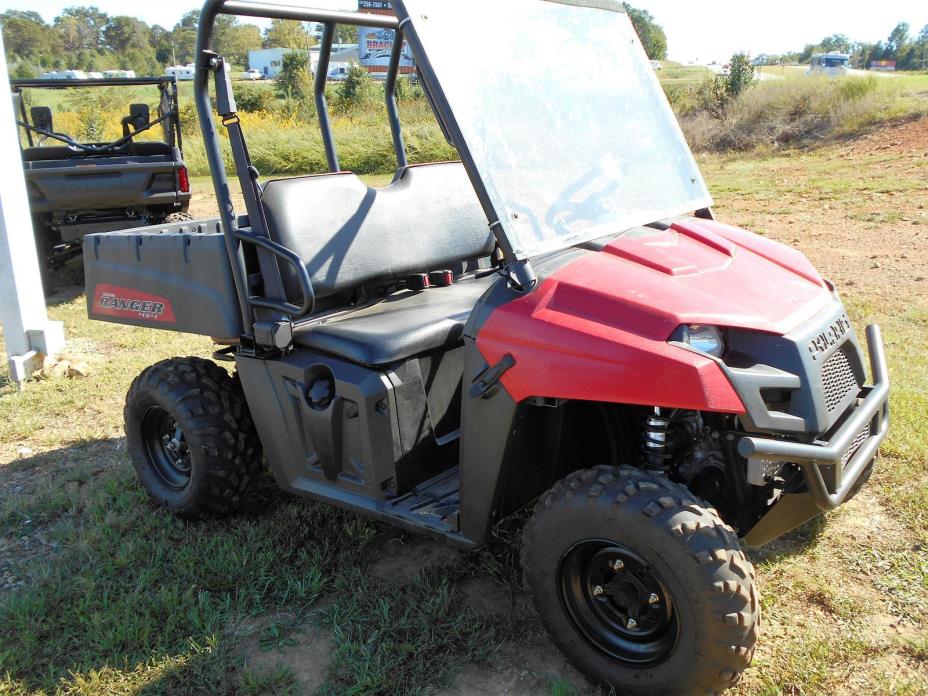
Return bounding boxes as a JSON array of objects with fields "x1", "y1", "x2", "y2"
[
  {"x1": 141, "y1": 406, "x2": 191, "y2": 490},
  {"x1": 559, "y1": 539, "x2": 678, "y2": 665}
]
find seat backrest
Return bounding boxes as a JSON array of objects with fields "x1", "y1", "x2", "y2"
[
  {"x1": 261, "y1": 162, "x2": 495, "y2": 302},
  {"x1": 21, "y1": 141, "x2": 174, "y2": 162}
]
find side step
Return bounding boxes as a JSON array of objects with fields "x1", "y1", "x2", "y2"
[{"x1": 385, "y1": 466, "x2": 461, "y2": 532}]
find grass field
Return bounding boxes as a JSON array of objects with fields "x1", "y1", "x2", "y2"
[
  {"x1": 655, "y1": 61, "x2": 712, "y2": 88},
  {"x1": 1, "y1": 112, "x2": 928, "y2": 694}
]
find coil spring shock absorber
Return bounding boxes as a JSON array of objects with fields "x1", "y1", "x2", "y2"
[{"x1": 642, "y1": 407, "x2": 672, "y2": 471}]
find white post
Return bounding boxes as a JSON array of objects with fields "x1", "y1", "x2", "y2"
[{"x1": 0, "y1": 38, "x2": 65, "y2": 386}]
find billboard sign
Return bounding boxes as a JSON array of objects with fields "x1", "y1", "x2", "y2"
[
  {"x1": 357, "y1": 0, "x2": 414, "y2": 72},
  {"x1": 869, "y1": 60, "x2": 896, "y2": 72},
  {"x1": 357, "y1": 27, "x2": 414, "y2": 69}
]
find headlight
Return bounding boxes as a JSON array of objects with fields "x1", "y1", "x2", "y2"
[{"x1": 671, "y1": 324, "x2": 725, "y2": 358}]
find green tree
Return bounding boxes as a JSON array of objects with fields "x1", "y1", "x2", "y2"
[
  {"x1": 334, "y1": 24, "x2": 358, "y2": 45},
  {"x1": 623, "y1": 3, "x2": 667, "y2": 60},
  {"x1": 886, "y1": 22, "x2": 910, "y2": 54},
  {"x1": 336, "y1": 64, "x2": 376, "y2": 112},
  {"x1": 275, "y1": 50, "x2": 313, "y2": 101},
  {"x1": 171, "y1": 11, "x2": 200, "y2": 64},
  {"x1": 820, "y1": 34, "x2": 852, "y2": 53},
  {"x1": 1, "y1": 11, "x2": 61, "y2": 61},
  {"x1": 215, "y1": 20, "x2": 262, "y2": 66},
  {"x1": 917, "y1": 25, "x2": 928, "y2": 70},
  {"x1": 264, "y1": 19, "x2": 312, "y2": 50},
  {"x1": 104, "y1": 16, "x2": 151, "y2": 54},
  {"x1": 54, "y1": 6, "x2": 108, "y2": 52},
  {"x1": 725, "y1": 53, "x2": 754, "y2": 98},
  {"x1": 150, "y1": 24, "x2": 174, "y2": 65}
]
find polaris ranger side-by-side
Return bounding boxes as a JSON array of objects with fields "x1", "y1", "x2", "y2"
[
  {"x1": 13, "y1": 76, "x2": 191, "y2": 277},
  {"x1": 82, "y1": 1, "x2": 890, "y2": 693}
]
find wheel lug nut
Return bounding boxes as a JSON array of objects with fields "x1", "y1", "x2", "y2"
[
  {"x1": 626, "y1": 618, "x2": 638, "y2": 630},
  {"x1": 648, "y1": 593, "x2": 659, "y2": 605},
  {"x1": 611, "y1": 559, "x2": 624, "y2": 571},
  {"x1": 592, "y1": 585, "x2": 604, "y2": 597}
]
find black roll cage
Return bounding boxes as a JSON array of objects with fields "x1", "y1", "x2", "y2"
[
  {"x1": 11, "y1": 77, "x2": 183, "y2": 153},
  {"x1": 194, "y1": 0, "x2": 536, "y2": 347}
]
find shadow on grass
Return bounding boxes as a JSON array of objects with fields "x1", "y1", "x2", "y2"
[
  {"x1": 42, "y1": 255, "x2": 85, "y2": 307},
  {"x1": 0, "y1": 437, "x2": 528, "y2": 695},
  {"x1": 746, "y1": 514, "x2": 829, "y2": 566}
]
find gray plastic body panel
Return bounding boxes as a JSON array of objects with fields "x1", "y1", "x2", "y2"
[
  {"x1": 25, "y1": 150, "x2": 191, "y2": 216},
  {"x1": 83, "y1": 218, "x2": 243, "y2": 338},
  {"x1": 719, "y1": 299, "x2": 866, "y2": 436}
]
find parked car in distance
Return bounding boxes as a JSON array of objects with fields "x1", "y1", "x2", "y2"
[
  {"x1": 328, "y1": 65, "x2": 350, "y2": 81},
  {"x1": 242, "y1": 68, "x2": 264, "y2": 80},
  {"x1": 650, "y1": 59, "x2": 662, "y2": 70}
]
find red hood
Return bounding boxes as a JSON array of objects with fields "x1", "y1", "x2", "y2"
[
  {"x1": 473, "y1": 218, "x2": 835, "y2": 411},
  {"x1": 546, "y1": 218, "x2": 832, "y2": 340}
]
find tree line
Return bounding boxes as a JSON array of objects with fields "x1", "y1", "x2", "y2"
[
  {"x1": 755, "y1": 23, "x2": 928, "y2": 70},
  {"x1": 1, "y1": 3, "x2": 669, "y2": 79},
  {"x1": 0, "y1": 7, "x2": 323, "y2": 77}
]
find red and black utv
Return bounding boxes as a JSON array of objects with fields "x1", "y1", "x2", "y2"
[{"x1": 82, "y1": 0, "x2": 889, "y2": 693}]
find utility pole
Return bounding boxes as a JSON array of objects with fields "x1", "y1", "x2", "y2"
[{"x1": 0, "y1": 38, "x2": 66, "y2": 387}]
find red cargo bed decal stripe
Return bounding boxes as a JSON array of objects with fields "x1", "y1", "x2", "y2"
[{"x1": 93, "y1": 284, "x2": 176, "y2": 323}]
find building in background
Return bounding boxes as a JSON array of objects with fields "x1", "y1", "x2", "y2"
[
  {"x1": 249, "y1": 46, "x2": 357, "y2": 79},
  {"x1": 357, "y1": 0, "x2": 415, "y2": 77},
  {"x1": 247, "y1": 48, "x2": 291, "y2": 78}
]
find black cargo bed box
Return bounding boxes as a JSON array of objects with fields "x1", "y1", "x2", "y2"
[{"x1": 83, "y1": 219, "x2": 243, "y2": 339}]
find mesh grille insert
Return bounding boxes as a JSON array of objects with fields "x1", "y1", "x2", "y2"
[
  {"x1": 841, "y1": 422, "x2": 872, "y2": 469},
  {"x1": 821, "y1": 347, "x2": 860, "y2": 414}
]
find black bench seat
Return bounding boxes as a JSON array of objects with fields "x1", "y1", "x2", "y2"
[
  {"x1": 261, "y1": 161, "x2": 499, "y2": 366},
  {"x1": 293, "y1": 274, "x2": 496, "y2": 366}
]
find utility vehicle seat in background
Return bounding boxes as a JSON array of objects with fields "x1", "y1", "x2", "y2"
[{"x1": 261, "y1": 162, "x2": 498, "y2": 365}]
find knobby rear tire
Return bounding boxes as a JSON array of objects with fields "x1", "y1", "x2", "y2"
[{"x1": 124, "y1": 356, "x2": 263, "y2": 518}]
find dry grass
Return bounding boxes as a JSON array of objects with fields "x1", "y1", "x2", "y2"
[{"x1": 683, "y1": 74, "x2": 928, "y2": 153}]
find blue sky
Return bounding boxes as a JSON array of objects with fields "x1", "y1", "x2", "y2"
[{"x1": 2, "y1": 0, "x2": 928, "y2": 64}]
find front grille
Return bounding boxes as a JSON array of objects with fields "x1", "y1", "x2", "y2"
[
  {"x1": 840, "y1": 422, "x2": 872, "y2": 469},
  {"x1": 821, "y1": 347, "x2": 860, "y2": 413}
]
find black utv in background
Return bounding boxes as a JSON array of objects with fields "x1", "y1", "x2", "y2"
[{"x1": 12, "y1": 77, "x2": 191, "y2": 279}]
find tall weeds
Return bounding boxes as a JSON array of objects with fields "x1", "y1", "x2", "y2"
[
  {"x1": 681, "y1": 75, "x2": 927, "y2": 152},
  {"x1": 27, "y1": 74, "x2": 928, "y2": 177}
]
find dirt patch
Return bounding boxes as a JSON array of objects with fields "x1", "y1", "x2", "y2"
[
  {"x1": 436, "y1": 629, "x2": 590, "y2": 696},
  {"x1": 187, "y1": 178, "x2": 245, "y2": 220},
  {"x1": 236, "y1": 610, "x2": 335, "y2": 693},
  {"x1": 836, "y1": 488, "x2": 909, "y2": 548},
  {"x1": 456, "y1": 576, "x2": 524, "y2": 617},
  {"x1": 0, "y1": 527, "x2": 58, "y2": 593},
  {"x1": 842, "y1": 117, "x2": 928, "y2": 158},
  {"x1": 711, "y1": 117, "x2": 928, "y2": 304},
  {"x1": 367, "y1": 536, "x2": 460, "y2": 585}
]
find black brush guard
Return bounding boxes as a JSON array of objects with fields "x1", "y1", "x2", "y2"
[{"x1": 740, "y1": 324, "x2": 889, "y2": 545}]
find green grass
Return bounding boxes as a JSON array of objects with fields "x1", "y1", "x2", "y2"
[
  {"x1": 656, "y1": 62, "x2": 712, "y2": 88},
  {"x1": 2, "y1": 126, "x2": 928, "y2": 695}
]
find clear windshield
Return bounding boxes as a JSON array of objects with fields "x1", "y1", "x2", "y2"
[{"x1": 397, "y1": 0, "x2": 712, "y2": 259}]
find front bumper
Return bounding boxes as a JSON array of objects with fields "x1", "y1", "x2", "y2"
[{"x1": 739, "y1": 324, "x2": 889, "y2": 514}]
